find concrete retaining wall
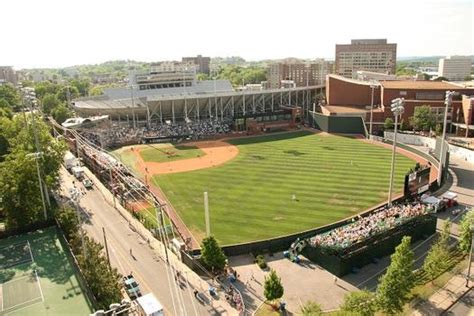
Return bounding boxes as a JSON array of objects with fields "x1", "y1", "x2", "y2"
[{"x1": 384, "y1": 132, "x2": 474, "y2": 163}]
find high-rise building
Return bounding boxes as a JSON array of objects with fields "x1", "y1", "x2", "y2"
[
  {"x1": 335, "y1": 39, "x2": 397, "y2": 78},
  {"x1": 130, "y1": 61, "x2": 196, "y2": 90},
  {"x1": 438, "y1": 56, "x2": 472, "y2": 81},
  {"x1": 0, "y1": 66, "x2": 18, "y2": 85},
  {"x1": 182, "y1": 55, "x2": 211, "y2": 75},
  {"x1": 267, "y1": 59, "x2": 334, "y2": 89}
]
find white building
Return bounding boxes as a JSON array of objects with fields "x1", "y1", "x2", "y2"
[{"x1": 438, "y1": 56, "x2": 472, "y2": 81}]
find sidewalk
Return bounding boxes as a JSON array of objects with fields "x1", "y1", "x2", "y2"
[{"x1": 413, "y1": 269, "x2": 472, "y2": 315}]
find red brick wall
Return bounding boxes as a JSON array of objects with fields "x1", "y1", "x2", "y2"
[{"x1": 326, "y1": 76, "x2": 381, "y2": 106}]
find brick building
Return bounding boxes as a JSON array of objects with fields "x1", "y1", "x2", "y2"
[
  {"x1": 335, "y1": 39, "x2": 397, "y2": 78},
  {"x1": 267, "y1": 59, "x2": 334, "y2": 89},
  {"x1": 182, "y1": 55, "x2": 211, "y2": 75},
  {"x1": 323, "y1": 75, "x2": 474, "y2": 136}
]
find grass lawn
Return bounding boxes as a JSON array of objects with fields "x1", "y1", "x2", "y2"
[
  {"x1": 154, "y1": 131, "x2": 416, "y2": 245},
  {"x1": 0, "y1": 227, "x2": 93, "y2": 315},
  {"x1": 140, "y1": 144, "x2": 204, "y2": 163}
]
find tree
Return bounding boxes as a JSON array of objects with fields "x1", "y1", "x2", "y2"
[
  {"x1": 435, "y1": 123, "x2": 443, "y2": 136},
  {"x1": 57, "y1": 205, "x2": 79, "y2": 241},
  {"x1": 0, "y1": 115, "x2": 66, "y2": 229},
  {"x1": 196, "y1": 73, "x2": 210, "y2": 81},
  {"x1": 0, "y1": 84, "x2": 21, "y2": 111},
  {"x1": 200, "y1": 236, "x2": 227, "y2": 272},
  {"x1": 300, "y1": 300, "x2": 322, "y2": 315},
  {"x1": 384, "y1": 117, "x2": 394, "y2": 130},
  {"x1": 458, "y1": 211, "x2": 473, "y2": 255},
  {"x1": 410, "y1": 105, "x2": 436, "y2": 131},
  {"x1": 77, "y1": 236, "x2": 122, "y2": 309},
  {"x1": 376, "y1": 236, "x2": 415, "y2": 314},
  {"x1": 264, "y1": 269, "x2": 284, "y2": 303},
  {"x1": 341, "y1": 290, "x2": 377, "y2": 316},
  {"x1": 70, "y1": 79, "x2": 91, "y2": 97},
  {"x1": 422, "y1": 221, "x2": 451, "y2": 280},
  {"x1": 464, "y1": 75, "x2": 472, "y2": 81},
  {"x1": 41, "y1": 93, "x2": 61, "y2": 114},
  {"x1": 400, "y1": 119, "x2": 409, "y2": 131},
  {"x1": 51, "y1": 104, "x2": 72, "y2": 124},
  {"x1": 0, "y1": 99, "x2": 13, "y2": 119}
]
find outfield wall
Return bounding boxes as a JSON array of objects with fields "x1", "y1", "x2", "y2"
[{"x1": 308, "y1": 111, "x2": 367, "y2": 135}]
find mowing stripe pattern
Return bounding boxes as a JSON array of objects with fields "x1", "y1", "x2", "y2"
[{"x1": 154, "y1": 131, "x2": 416, "y2": 245}]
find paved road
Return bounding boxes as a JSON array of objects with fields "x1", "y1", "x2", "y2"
[{"x1": 59, "y1": 167, "x2": 232, "y2": 315}]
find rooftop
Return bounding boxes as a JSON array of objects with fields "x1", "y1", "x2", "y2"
[{"x1": 379, "y1": 80, "x2": 462, "y2": 90}]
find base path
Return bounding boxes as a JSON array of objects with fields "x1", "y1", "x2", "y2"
[{"x1": 132, "y1": 140, "x2": 239, "y2": 175}]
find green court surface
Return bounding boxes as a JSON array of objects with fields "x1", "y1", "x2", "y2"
[
  {"x1": 0, "y1": 227, "x2": 93, "y2": 315},
  {"x1": 154, "y1": 131, "x2": 416, "y2": 245}
]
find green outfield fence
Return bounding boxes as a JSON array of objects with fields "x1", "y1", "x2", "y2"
[{"x1": 308, "y1": 111, "x2": 367, "y2": 135}]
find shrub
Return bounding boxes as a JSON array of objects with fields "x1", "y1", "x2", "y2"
[{"x1": 255, "y1": 254, "x2": 267, "y2": 269}]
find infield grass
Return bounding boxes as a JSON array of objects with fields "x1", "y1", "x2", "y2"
[
  {"x1": 140, "y1": 144, "x2": 204, "y2": 163},
  {"x1": 151, "y1": 131, "x2": 416, "y2": 245}
]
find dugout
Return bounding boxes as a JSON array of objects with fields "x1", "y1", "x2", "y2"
[
  {"x1": 302, "y1": 214, "x2": 437, "y2": 277},
  {"x1": 233, "y1": 106, "x2": 302, "y2": 133}
]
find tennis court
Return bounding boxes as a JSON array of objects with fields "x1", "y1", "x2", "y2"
[{"x1": 0, "y1": 227, "x2": 93, "y2": 315}]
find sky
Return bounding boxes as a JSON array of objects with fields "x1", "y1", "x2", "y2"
[{"x1": 0, "y1": 0, "x2": 472, "y2": 69}]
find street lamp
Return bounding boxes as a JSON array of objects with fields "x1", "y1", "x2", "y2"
[
  {"x1": 368, "y1": 81, "x2": 378, "y2": 138},
  {"x1": 387, "y1": 98, "x2": 405, "y2": 206},
  {"x1": 437, "y1": 91, "x2": 457, "y2": 187},
  {"x1": 466, "y1": 224, "x2": 474, "y2": 287}
]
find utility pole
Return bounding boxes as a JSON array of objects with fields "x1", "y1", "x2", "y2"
[
  {"x1": 155, "y1": 205, "x2": 169, "y2": 264},
  {"x1": 466, "y1": 225, "x2": 474, "y2": 287},
  {"x1": 102, "y1": 227, "x2": 112, "y2": 270},
  {"x1": 204, "y1": 192, "x2": 210, "y2": 237}
]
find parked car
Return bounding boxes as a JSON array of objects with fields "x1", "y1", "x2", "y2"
[
  {"x1": 82, "y1": 178, "x2": 93, "y2": 190},
  {"x1": 123, "y1": 274, "x2": 142, "y2": 300}
]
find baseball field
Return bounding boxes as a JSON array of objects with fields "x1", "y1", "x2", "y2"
[{"x1": 115, "y1": 131, "x2": 418, "y2": 245}]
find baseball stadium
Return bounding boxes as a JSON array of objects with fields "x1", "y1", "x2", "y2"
[{"x1": 69, "y1": 78, "x2": 438, "y2": 250}]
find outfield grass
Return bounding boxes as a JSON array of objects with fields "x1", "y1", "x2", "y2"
[
  {"x1": 140, "y1": 144, "x2": 204, "y2": 163},
  {"x1": 0, "y1": 227, "x2": 93, "y2": 315},
  {"x1": 153, "y1": 131, "x2": 416, "y2": 245}
]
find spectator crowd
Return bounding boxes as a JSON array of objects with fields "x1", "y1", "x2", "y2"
[
  {"x1": 79, "y1": 120, "x2": 231, "y2": 148},
  {"x1": 310, "y1": 202, "x2": 427, "y2": 250}
]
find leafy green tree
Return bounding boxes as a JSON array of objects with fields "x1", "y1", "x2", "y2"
[
  {"x1": 0, "y1": 99, "x2": 13, "y2": 119},
  {"x1": 300, "y1": 300, "x2": 322, "y2": 315},
  {"x1": 57, "y1": 205, "x2": 80, "y2": 240},
  {"x1": 70, "y1": 79, "x2": 91, "y2": 97},
  {"x1": 435, "y1": 123, "x2": 442, "y2": 136},
  {"x1": 400, "y1": 119, "x2": 409, "y2": 131},
  {"x1": 0, "y1": 84, "x2": 21, "y2": 111},
  {"x1": 458, "y1": 211, "x2": 473, "y2": 255},
  {"x1": 263, "y1": 269, "x2": 284, "y2": 302},
  {"x1": 410, "y1": 105, "x2": 436, "y2": 131},
  {"x1": 196, "y1": 73, "x2": 210, "y2": 81},
  {"x1": 423, "y1": 221, "x2": 451, "y2": 280},
  {"x1": 77, "y1": 236, "x2": 122, "y2": 309},
  {"x1": 201, "y1": 236, "x2": 227, "y2": 272},
  {"x1": 51, "y1": 104, "x2": 72, "y2": 124},
  {"x1": 56, "y1": 85, "x2": 80, "y2": 102},
  {"x1": 341, "y1": 290, "x2": 377, "y2": 316},
  {"x1": 0, "y1": 115, "x2": 66, "y2": 229},
  {"x1": 41, "y1": 93, "x2": 61, "y2": 114},
  {"x1": 384, "y1": 117, "x2": 394, "y2": 130},
  {"x1": 376, "y1": 236, "x2": 415, "y2": 314}
]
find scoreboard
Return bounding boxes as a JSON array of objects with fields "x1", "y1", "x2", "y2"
[{"x1": 404, "y1": 166, "x2": 431, "y2": 197}]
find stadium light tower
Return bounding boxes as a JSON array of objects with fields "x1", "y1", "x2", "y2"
[
  {"x1": 437, "y1": 90, "x2": 456, "y2": 187},
  {"x1": 368, "y1": 81, "x2": 377, "y2": 138},
  {"x1": 387, "y1": 98, "x2": 405, "y2": 206}
]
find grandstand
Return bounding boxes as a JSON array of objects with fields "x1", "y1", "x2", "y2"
[{"x1": 72, "y1": 80, "x2": 324, "y2": 126}]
